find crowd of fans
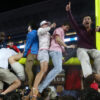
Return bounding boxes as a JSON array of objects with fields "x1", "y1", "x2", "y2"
[{"x1": 0, "y1": 2, "x2": 100, "y2": 100}]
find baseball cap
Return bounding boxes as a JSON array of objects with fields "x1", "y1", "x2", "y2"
[{"x1": 40, "y1": 20, "x2": 51, "y2": 26}]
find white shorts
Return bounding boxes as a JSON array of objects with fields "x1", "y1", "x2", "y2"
[{"x1": 38, "y1": 50, "x2": 49, "y2": 63}]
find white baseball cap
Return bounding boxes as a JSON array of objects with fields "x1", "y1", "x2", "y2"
[{"x1": 40, "y1": 20, "x2": 51, "y2": 26}]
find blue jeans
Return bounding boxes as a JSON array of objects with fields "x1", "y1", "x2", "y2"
[{"x1": 38, "y1": 51, "x2": 62, "y2": 93}]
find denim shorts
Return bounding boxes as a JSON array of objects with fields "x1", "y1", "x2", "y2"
[{"x1": 38, "y1": 50, "x2": 49, "y2": 63}]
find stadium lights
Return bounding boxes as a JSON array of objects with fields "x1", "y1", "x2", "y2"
[
  {"x1": 64, "y1": 37, "x2": 78, "y2": 42},
  {"x1": 17, "y1": 45, "x2": 25, "y2": 49}
]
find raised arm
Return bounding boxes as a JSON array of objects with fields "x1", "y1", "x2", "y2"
[
  {"x1": 38, "y1": 27, "x2": 51, "y2": 35},
  {"x1": 38, "y1": 23, "x2": 56, "y2": 35},
  {"x1": 66, "y1": 2, "x2": 81, "y2": 34}
]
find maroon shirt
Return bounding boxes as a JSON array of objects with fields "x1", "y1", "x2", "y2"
[{"x1": 67, "y1": 11, "x2": 96, "y2": 49}]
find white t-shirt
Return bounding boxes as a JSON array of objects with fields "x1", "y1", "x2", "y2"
[
  {"x1": 0, "y1": 48, "x2": 17, "y2": 69},
  {"x1": 38, "y1": 27, "x2": 51, "y2": 50}
]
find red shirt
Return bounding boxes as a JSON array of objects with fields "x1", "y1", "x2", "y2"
[{"x1": 7, "y1": 45, "x2": 20, "y2": 53}]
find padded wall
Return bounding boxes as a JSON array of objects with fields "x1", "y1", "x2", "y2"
[{"x1": 95, "y1": 0, "x2": 100, "y2": 50}]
